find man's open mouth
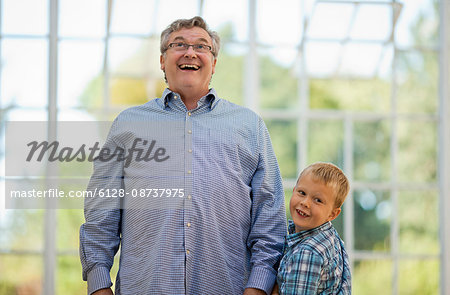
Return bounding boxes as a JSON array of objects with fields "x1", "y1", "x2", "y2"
[{"x1": 179, "y1": 64, "x2": 200, "y2": 71}]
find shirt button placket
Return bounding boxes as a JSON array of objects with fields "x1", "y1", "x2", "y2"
[{"x1": 184, "y1": 109, "x2": 194, "y2": 279}]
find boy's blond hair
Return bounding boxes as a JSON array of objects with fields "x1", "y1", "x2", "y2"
[{"x1": 298, "y1": 162, "x2": 350, "y2": 208}]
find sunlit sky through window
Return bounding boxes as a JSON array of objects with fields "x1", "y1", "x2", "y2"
[{"x1": 0, "y1": 0, "x2": 431, "y2": 109}]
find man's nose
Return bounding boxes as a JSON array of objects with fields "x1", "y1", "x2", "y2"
[{"x1": 184, "y1": 46, "x2": 197, "y2": 57}]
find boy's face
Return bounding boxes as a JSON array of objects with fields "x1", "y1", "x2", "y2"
[{"x1": 290, "y1": 172, "x2": 341, "y2": 233}]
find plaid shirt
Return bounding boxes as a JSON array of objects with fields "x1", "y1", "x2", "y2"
[{"x1": 277, "y1": 221, "x2": 351, "y2": 294}]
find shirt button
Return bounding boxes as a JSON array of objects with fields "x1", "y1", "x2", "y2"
[
  {"x1": 187, "y1": 222, "x2": 191, "y2": 227},
  {"x1": 174, "y1": 95, "x2": 178, "y2": 99},
  {"x1": 188, "y1": 130, "x2": 192, "y2": 134},
  {"x1": 188, "y1": 112, "x2": 192, "y2": 116},
  {"x1": 186, "y1": 250, "x2": 190, "y2": 255},
  {"x1": 188, "y1": 149, "x2": 192, "y2": 153},
  {"x1": 187, "y1": 195, "x2": 192, "y2": 200},
  {"x1": 187, "y1": 170, "x2": 192, "y2": 174}
]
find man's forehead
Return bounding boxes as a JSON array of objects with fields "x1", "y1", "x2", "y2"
[{"x1": 169, "y1": 27, "x2": 211, "y2": 43}]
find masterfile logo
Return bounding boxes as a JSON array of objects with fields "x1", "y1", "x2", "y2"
[
  {"x1": 5, "y1": 121, "x2": 183, "y2": 177},
  {"x1": 25, "y1": 138, "x2": 170, "y2": 168},
  {"x1": 4, "y1": 121, "x2": 187, "y2": 210}
]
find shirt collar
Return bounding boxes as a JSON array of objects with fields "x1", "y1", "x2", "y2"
[
  {"x1": 286, "y1": 220, "x2": 333, "y2": 247},
  {"x1": 162, "y1": 88, "x2": 219, "y2": 110}
]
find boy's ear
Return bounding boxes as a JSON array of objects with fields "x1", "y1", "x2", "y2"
[{"x1": 327, "y1": 207, "x2": 341, "y2": 222}]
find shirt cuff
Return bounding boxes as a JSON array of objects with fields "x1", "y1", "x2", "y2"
[
  {"x1": 246, "y1": 266, "x2": 277, "y2": 295},
  {"x1": 87, "y1": 266, "x2": 113, "y2": 295}
]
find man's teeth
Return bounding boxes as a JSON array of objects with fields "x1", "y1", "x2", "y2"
[{"x1": 180, "y1": 64, "x2": 199, "y2": 70}]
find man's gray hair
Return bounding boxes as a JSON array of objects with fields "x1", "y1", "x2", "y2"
[{"x1": 160, "y1": 16, "x2": 220, "y2": 58}]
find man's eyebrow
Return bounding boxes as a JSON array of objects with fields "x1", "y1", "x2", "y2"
[
  {"x1": 172, "y1": 36, "x2": 185, "y2": 42},
  {"x1": 171, "y1": 36, "x2": 210, "y2": 44}
]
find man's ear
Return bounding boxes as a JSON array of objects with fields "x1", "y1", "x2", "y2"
[
  {"x1": 327, "y1": 207, "x2": 341, "y2": 222},
  {"x1": 160, "y1": 55, "x2": 165, "y2": 71},
  {"x1": 211, "y1": 58, "x2": 217, "y2": 75}
]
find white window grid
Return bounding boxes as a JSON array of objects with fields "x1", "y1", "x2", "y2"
[{"x1": 0, "y1": 0, "x2": 448, "y2": 294}]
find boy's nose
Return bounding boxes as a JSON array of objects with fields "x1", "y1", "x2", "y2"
[{"x1": 300, "y1": 198, "x2": 310, "y2": 208}]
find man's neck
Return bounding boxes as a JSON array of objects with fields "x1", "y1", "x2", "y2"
[{"x1": 175, "y1": 89, "x2": 210, "y2": 110}]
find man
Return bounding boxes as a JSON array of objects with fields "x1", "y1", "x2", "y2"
[{"x1": 80, "y1": 16, "x2": 286, "y2": 295}]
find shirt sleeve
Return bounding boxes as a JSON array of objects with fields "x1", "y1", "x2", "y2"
[
  {"x1": 279, "y1": 249, "x2": 323, "y2": 295},
  {"x1": 245, "y1": 117, "x2": 287, "y2": 295},
  {"x1": 337, "y1": 244, "x2": 352, "y2": 294},
  {"x1": 79, "y1": 122, "x2": 123, "y2": 295}
]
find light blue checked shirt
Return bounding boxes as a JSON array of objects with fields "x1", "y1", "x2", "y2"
[
  {"x1": 80, "y1": 88, "x2": 287, "y2": 295},
  {"x1": 277, "y1": 221, "x2": 351, "y2": 295}
]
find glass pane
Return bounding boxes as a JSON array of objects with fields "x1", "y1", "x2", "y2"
[
  {"x1": 0, "y1": 181, "x2": 7, "y2": 247},
  {"x1": 155, "y1": 0, "x2": 200, "y2": 34},
  {"x1": 284, "y1": 188, "x2": 293, "y2": 220},
  {"x1": 308, "y1": 120, "x2": 344, "y2": 167},
  {"x1": 398, "y1": 120, "x2": 437, "y2": 183},
  {"x1": 398, "y1": 260, "x2": 439, "y2": 294},
  {"x1": 305, "y1": 42, "x2": 341, "y2": 77},
  {"x1": 1, "y1": 0, "x2": 48, "y2": 35},
  {"x1": 59, "y1": 0, "x2": 106, "y2": 38},
  {"x1": 310, "y1": 78, "x2": 391, "y2": 111},
  {"x1": 331, "y1": 205, "x2": 345, "y2": 239},
  {"x1": 0, "y1": 255, "x2": 43, "y2": 293},
  {"x1": 1, "y1": 39, "x2": 48, "y2": 108},
  {"x1": 3, "y1": 109, "x2": 48, "y2": 121},
  {"x1": 108, "y1": 37, "x2": 164, "y2": 106},
  {"x1": 203, "y1": 0, "x2": 248, "y2": 42},
  {"x1": 396, "y1": 50, "x2": 438, "y2": 114},
  {"x1": 109, "y1": 77, "x2": 149, "y2": 107},
  {"x1": 257, "y1": 0, "x2": 302, "y2": 45},
  {"x1": 58, "y1": 41, "x2": 104, "y2": 108},
  {"x1": 56, "y1": 256, "x2": 85, "y2": 295},
  {"x1": 354, "y1": 189, "x2": 391, "y2": 252},
  {"x1": 354, "y1": 121, "x2": 391, "y2": 181},
  {"x1": 0, "y1": 122, "x2": 5, "y2": 167},
  {"x1": 378, "y1": 45, "x2": 394, "y2": 79},
  {"x1": 399, "y1": 190, "x2": 438, "y2": 255},
  {"x1": 259, "y1": 50, "x2": 298, "y2": 109},
  {"x1": 212, "y1": 43, "x2": 245, "y2": 106},
  {"x1": 111, "y1": 0, "x2": 157, "y2": 35},
  {"x1": 57, "y1": 210, "x2": 84, "y2": 250},
  {"x1": 262, "y1": 46, "x2": 297, "y2": 70},
  {"x1": 349, "y1": 4, "x2": 392, "y2": 41},
  {"x1": 265, "y1": 120, "x2": 297, "y2": 179},
  {"x1": 339, "y1": 43, "x2": 384, "y2": 78},
  {"x1": 395, "y1": 0, "x2": 438, "y2": 47},
  {"x1": 307, "y1": 2, "x2": 354, "y2": 40},
  {"x1": 57, "y1": 109, "x2": 97, "y2": 121},
  {"x1": 0, "y1": 210, "x2": 44, "y2": 251},
  {"x1": 353, "y1": 260, "x2": 392, "y2": 295},
  {"x1": 324, "y1": 0, "x2": 391, "y2": 2}
]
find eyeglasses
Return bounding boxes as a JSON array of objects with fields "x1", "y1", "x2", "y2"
[{"x1": 166, "y1": 42, "x2": 213, "y2": 54}]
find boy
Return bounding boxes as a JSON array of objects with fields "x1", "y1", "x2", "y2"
[{"x1": 276, "y1": 162, "x2": 351, "y2": 294}]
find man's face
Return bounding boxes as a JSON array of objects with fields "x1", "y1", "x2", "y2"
[
  {"x1": 160, "y1": 27, "x2": 217, "y2": 97},
  {"x1": 289, "y1": 172, "x2": 341, "y2": 232}
]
